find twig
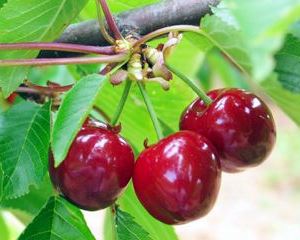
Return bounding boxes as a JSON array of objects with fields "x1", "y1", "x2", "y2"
[{"x1": 39, "y1": 0, "x2": 220, "y2": 58}]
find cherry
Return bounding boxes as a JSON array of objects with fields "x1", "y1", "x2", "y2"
[
  {"x1": 49, "y1": 119, "x2": 135, "y2": 210},
  {"x1": 133, "y1": 131, "x2": 221, "y2": 225},
  {"x1": 180, "y1": 88, "x2": 276, "y2": 173}
]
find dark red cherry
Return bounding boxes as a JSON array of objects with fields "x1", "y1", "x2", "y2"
[
  {"x1": 133, "y1": 131, "x2": 221, "y2": 225},
  {"x1": 49, "y1": 121, "x2": 135, "y2": 210},
  {"x1": 180, "y1": 88, "x2": 276, "y2": 173}
]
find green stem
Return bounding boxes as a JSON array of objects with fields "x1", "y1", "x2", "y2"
[
  {"x1": 110, "y1": 204, "x2": 117, "y2": 240},
  {"x1": 137, "y1": 82, "x2": 164, "y2": 140},
  {"x1": 133, "y1": 25, "x2": 200, "y2": 51},
  {"x1": 166, "y1": 63, "x2": 212, "y2": 105},
  {"x1": 111, "y1": 80, "x2": 132, "y2": 125},
  {"x1": 132, "y1": 24, "x2": 246, "y2": 75}
]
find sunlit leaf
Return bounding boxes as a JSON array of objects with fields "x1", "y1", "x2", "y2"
[
  {"x1": 0, "y1": 176, "x2": 53, "y2": 216},
  {"x1": 0, "y1": 0, "x2": 88, "y2": 97},
  {"x1": 262, "y1": 75, "x2": 300, "y2": 126},
  {"x1": 52, "y1": 74, "x2": 105, "y2": 167},
  {"x1": 0, "y1": 102, "x2": 51, "y2": 199},
  {"x1": 275, "y1": 34, "x2": 300, "y2": 93},
  {"x1": 117, "y1": 184, "x2": 178, "y2": 240},
  {"x1": 200, "y1": 14, "x2": 252, "y2": 75},
  {"x1": 221, "y1": 0, "x2": 300, "y2": 80},
  {"x1": 19, "y1": 196, "x2": 95, "y2": 240},
  {"x1": 0, "y1": 212, "x2": 9, "y2": 240},
  {"x1": 105, "y1": 206, "x2": 153, "y2": 240}
]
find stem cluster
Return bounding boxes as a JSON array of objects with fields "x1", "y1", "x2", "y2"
[{"x1": 0, "y1": 0, "x2": 212, "y2": 140}]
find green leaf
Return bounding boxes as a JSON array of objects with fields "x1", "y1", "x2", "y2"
[
  {"x1": 115, "y1": 207, "x2": 153, "y2": 240},
  {"x1": 200, "y1": 14, "x2": 252, "y2": 75},
  {"x1": 96, "y1": 82, "x2": 158, "y2": 150},
  {"x1": 67, "y1": 64, "x2": 102, "y2": 81},
  {"x1": 206, "y1": 3, "x2": 300, "y2": 124},
  {"x1": 221, "y1": 0, "x2": 300, "y2": 80},
  {"x1": 0, "y1": 101, "x2": 51, "y2": 199},
  {"x1": 205, "y1": 49, "x2": 249, "y2": 90},
  {"x1": 186, "y1": 32, "x2": 213, "y2": 53},
  {"x1": 289, "y1": 21, "x2": 300, "y2": 38},
  {"x1": 159, "y1": 118, "x2": 175, "y2": 137},
  {"x1": 109, "y1": 0, "x2": 158, "y2": 9},
  {"x1": 28, "y1": 66, "x2": 75, "y2": 86},
  {"x1": 0, "y1": 92, "x2": 10, "y2": 114},
  {"x1": 118, "y1": 184, "x2": 178, "y2": 240},
  {"x1": 0, "y1": 212, "x2": 10, "y2": 240},
  {"x1": 105, "y1": 206, "x2": 153, "y2": 240},
  {"x1": 275, "y1": 34, "x2": 300, "y2": 93},
  {"x1": 81, "y1": 0, "x2": 159, "y2": 19},
  {"x1": 0, "y1": 0, "x2": 88, "y2": 97},
  {"x1": 0, "y1": 210, "x2": 24, "y2": 240},
  {"x1": 18, "y1": 196, "x2": 95, "y2": 240},
  {"x1": 1, "y1": 176, "x2": 53, "y2": 216},
  {"x1": 52, "y1": 74, "x2": 105, "y2": 167},
  {"x1": 197, "y1": 57, "x2": 213, "y2": 91},
  {"x1": 261, "y1": 75, "x2": 300, "y2": 126},
  {"x1": 0, "y1": 0, "x2": 7, "y2": 8}
]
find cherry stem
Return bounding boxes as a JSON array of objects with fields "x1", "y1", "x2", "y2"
[
  {"x1": 98, "y1": 0, "x2": 123, "y2": 40},
  {"x1": 95, "y1": 0, "x2": 115, "y2": 44},
  {"x1": 93, "y1": 105, "x2": 111, "y2": 123},
  {"x1": 137, "y1": 82, "x2": 164, "y2": 140},
  {"x1": 111, "y1": 80, "x2": 132, "y2": 126},
  {"x1": 110, "y1": 204, "x2": 117, "y2": 240},
  {"x1": 0, "y1": 43, "x2": 116, "y2": 55},
  {"x1": 133, "y1": 25, "x2": 200, "y2": 51},
  {"x1": 133, "y1": 24, "x2": 246, "y2": 75},
  {"x1": 166, "y1": 63, "x2": 213, "y2": 105},
  {"x1": 0, "y1": 53, "x2": 128, "y2": 67}
]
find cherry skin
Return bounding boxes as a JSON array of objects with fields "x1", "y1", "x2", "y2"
[
  {"x1": 180, "y1": 88, "x2": 276, "y2": 173},
  {"x1": 133, "y1": 131, "x2": 221, "y2": 225},
  {"x1": 49, "y1": 120, "x2": 135, "y2": 210}
]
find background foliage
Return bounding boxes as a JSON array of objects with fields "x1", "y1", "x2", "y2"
[{"x1": 0, "y1": 0, "x2": 299, "y2": 239}]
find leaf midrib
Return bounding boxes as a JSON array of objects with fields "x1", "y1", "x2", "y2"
[
  {"x1": 38, "y1": 0, "x2": 67, "y2": 41},
  {"x1": 118, "y1": 219, "x2": 144, "y2": 240},
  {"x1": 3, "y1": 107, "x2": 40, "y2": 195}
]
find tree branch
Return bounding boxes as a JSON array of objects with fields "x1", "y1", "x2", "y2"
[{"x1": 39, "y1": 0, "x2": 220, "y2": 58}]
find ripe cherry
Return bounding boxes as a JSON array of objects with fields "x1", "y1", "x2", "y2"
[
  {"x1": 180, "y1": 88, "x2": 276, "y2": 173},
  {"x1": 133, "y1": 131, "x2": 221, "y2": 225},
  {"x1": 49, "y1": 119, "x2": 135, "y2": 210}
]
